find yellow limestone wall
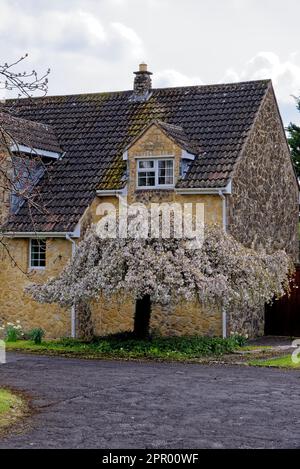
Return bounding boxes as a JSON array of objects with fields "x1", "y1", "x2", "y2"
[
  {"x1": 0, "y1": 124, "x2": 223, "y2": 338},
  {"x1": 0, "y1": 238, "x2": 71, "y2": 337}
]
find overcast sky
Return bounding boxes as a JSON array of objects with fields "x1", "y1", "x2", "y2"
[{"x1": 1, "y1": 0, "x2": 300, "y2": 125}]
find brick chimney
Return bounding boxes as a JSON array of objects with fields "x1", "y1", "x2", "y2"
[{"x1": 133, "y1": 63, "x2": 152, "y2": 100}]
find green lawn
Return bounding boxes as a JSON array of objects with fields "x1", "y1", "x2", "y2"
[
  {"x1": 0, "y1": 389, "x2": 13, "y2": 415},
  {"x1": 5, "y1": 334, "x2": 245, "y2": 361},
  {"x1": 0, "y1": 389, "x2": 25, "y2": 429},
  {"x1": 249, "y1": 355, "x2": 300, "y2": 369}
]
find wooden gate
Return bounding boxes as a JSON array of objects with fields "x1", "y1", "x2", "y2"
[{"x1": 265, "y1": 265, "x2": 300, "y2": 336}]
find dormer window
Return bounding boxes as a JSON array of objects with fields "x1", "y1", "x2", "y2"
[{"x1": 137, "y1": 158, "x2": 174, "y2": 189}]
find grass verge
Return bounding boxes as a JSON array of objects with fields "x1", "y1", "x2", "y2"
[
  {"x1": 237, "y1": 345, "x2": 273, "y2": 352},
  {"x1": 249, "y1": 355, "x2": 300, "y2": 369},
  {"x1": 0, "y1": 389, "x2": 27, "y2": 431},
  {"x1": 5, "y1": 334, "x2": 245, "y2": 361}
]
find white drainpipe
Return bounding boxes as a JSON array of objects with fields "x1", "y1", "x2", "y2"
[
  {"x1": 66, "y1": 234, "x2": 76, "y2": 338},
  {"x1": 219, "y1": 190, "x2": 227, "y2": 338}
]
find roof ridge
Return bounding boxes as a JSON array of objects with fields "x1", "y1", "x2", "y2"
[
  {"x1": 5, "y1": 79, "x2": 272, "y2": 102},
  {"x1": 152, "y1": 78, "x2": 271, "y2": 93}
]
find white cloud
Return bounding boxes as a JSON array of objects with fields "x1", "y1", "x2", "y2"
[
  {"x1": 223, "y1": 52, "x2": 300, "y2": 104},
  {"x1": 154, "y1": 69, "x2": 203, "y2": 88},
  {"x1": 106, "y1": 0, "x2": 128, "y2": 4},
  {"x1": 222, "y1": 52, "x2": 300, "y2": 125},
  {"x1": 1, "y1": 1, "x2": 299, "y2": 125},
  {"x1": 0, "y1": 3, "x2": 144, "y2": 61},
  {"x1": 111, "y1": 22, "x2": 144, "y2": 59}
]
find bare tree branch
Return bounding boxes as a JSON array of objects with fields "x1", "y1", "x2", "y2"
[
  {"x1": 0, "y1": 55, "x2": 52, "y2": 273},
  {"x1": 0, "y1": 53, "x2": 50, "y2": 98}
]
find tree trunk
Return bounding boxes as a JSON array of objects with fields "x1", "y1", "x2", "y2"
[
  {"x1": 134, "y1": 294, "x2": 151, "y2": 339},
  {"x1": 76, "y1": 301, "x2": 94, "y2": 342}
]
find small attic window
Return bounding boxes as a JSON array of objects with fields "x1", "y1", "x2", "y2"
[
  {"x1": 180, "y1": 159, "x2": 191, "y2": 177},
  {"x1": 10, "y1": 155, "x2": 46, "y2": 214},
  {"x1": 137, "y1": 159, "x2": 174, "y2": 189}
]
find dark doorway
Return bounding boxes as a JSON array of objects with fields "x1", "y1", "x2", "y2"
[
  {"x1": 265, "y1": 264, "x2": 300, "y2": 336},
  {"x1": 134, "y1": 294, "x2": 151, "y2": 338}
]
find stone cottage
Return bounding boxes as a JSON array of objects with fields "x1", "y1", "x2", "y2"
[{"x1": 0, "y1": 64, "x2": 299, "y2": 339}]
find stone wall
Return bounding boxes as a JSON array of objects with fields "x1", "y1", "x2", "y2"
[
  {"x1": 89, "y1": 296, "x2": 222, "y2": 338},
  {"x1": 227, "y1": 85, "x2": 299, "y2": 262},
  {"x1": 226, "y1": 304, "x2": 265, "y2": 338},
  {"x1": 0, "y1": 238, "x2": 71, "y2": 337},
  {"x1": 226, "y1": 85, "x2": 299, "y2": 337},
  {"x1": 151, "y1": 302, "x2": 222, "y2": 337}
]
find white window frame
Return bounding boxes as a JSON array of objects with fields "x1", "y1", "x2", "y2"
[
  {"x1": 29, "y1": 238, "x2": 47, "y2": 270},
  {"x1": 136, "y1": 157, "x2": 174, "y2": 189}
]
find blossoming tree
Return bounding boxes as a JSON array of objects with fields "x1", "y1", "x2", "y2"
[{"x1": 27, "y1": 223, "x2": 293, "y2": 340}]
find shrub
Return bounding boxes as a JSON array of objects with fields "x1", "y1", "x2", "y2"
[
  {"x1": 58, "y1": 337, "x2": 83, "y2": 347},
  {"x1": 5, "y1": 333, "x2": 247, "y2": 360},
  {"x1": 88, "y1": 333, "x2": 247, "y2": 357},
  {"x1": 230, "y1": 334, "x2": 247, "y2": 347},
  {"x1": 28, "y1": 328, "x2": 45, "y2": 345},
  {"x1": 0, "y1": 322, "x2": 23, "y2": 342}
]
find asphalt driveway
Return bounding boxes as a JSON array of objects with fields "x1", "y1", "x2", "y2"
[{"x1": 0, "y1": 353, "x2": 300, "y2": 449}]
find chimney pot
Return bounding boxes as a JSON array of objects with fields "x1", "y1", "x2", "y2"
[{"x1": 139, "y1": 63, "x2": 148, "y2": 72}]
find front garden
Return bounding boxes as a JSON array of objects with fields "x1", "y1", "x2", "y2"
[
  {"x1": 2, "y1": 321, "x2": 298, "y2": 367},
  {"x1": 5, "y1": 333, "x2": 246, "y2": 361}
]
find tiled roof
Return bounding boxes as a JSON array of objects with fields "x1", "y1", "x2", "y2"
[
  {"x1": 157, "y1": 120, "x2": 202, "y2": 156},
  {"x1": 0, "y1": 111, "x2": 62, "y2": 154},
  {"x1": 2, "y1": 79, "x2": 270, "y2": 233}
]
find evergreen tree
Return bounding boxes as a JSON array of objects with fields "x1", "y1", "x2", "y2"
[{"x1": 287, "y1": 97, "x2": 300, "y2": 177}]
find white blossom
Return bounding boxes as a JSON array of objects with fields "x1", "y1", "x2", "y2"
[{"x1": 26, "y1": 224, "x2": 293, "y2": 314}]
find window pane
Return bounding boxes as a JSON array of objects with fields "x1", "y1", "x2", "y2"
[
  {"x1": 145, "y1": 175, "x2": 155, "y2": 186},
  {"x1": 139, "y1": 160, "x2": 154, "y2": 169},
  {"x1": 158, "y1": 160, "x2": 173, "y2": 185},
  {"x1": 138, "y1": 171, "x2": 155, "y2": 187},
  {"x1": 138, "y1": 176, "x2": 146, "y2": 186}
]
